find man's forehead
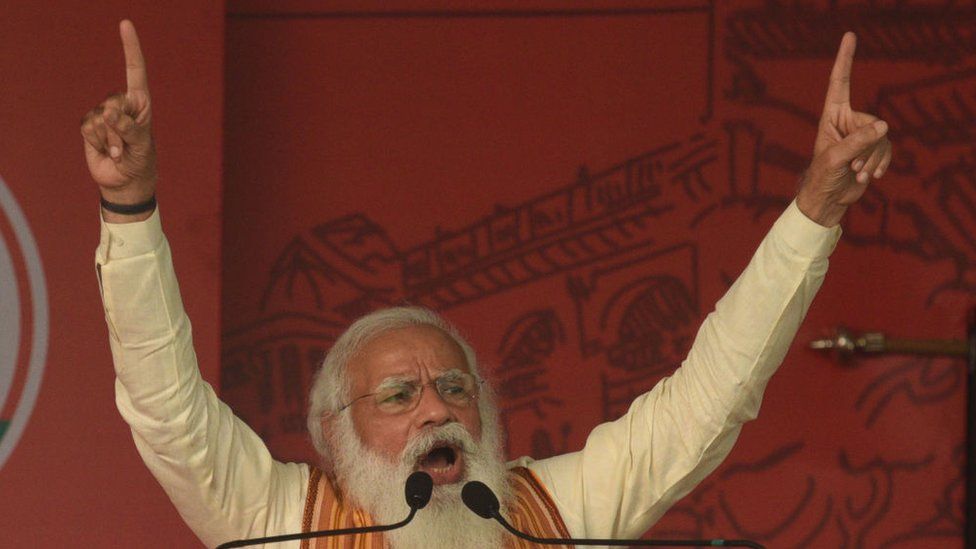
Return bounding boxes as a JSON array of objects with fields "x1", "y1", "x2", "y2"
[{"x1": 347, "y1": 324, "x2": 470, "y2": 384}]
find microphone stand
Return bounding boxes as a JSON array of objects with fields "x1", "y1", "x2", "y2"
[
  {"x1": 462, "y1": 480, "x2": 764, "y2": 548},
  {"x1": 217, "y1": 471, "x2": 433, "y2": 549},
  {"x1": 216, "y1": 507, "x2": 419, "y2": 548},
  {"x1": 488, "y1": 508, "x2": 765, "y2": 548}
]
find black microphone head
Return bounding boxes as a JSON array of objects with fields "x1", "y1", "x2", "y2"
[
  {"x1": 461, "y1": 481, "x2": 499, "y2": 519},
  {"x1": 405, "y1": 471, "x2": 433, "y2": 510}
]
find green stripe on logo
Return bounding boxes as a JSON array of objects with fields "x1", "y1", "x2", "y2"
[{"x1": 0, "y1": 420, "x2": 8, "y2": 441}]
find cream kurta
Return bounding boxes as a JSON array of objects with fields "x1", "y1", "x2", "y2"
[{"x1": 97, "y1": 201, "x2": 839, "y2": 547}]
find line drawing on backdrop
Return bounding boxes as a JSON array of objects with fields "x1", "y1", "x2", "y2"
[{"x1": 221, "y1": 1, "x2": 975, "y2": 545}]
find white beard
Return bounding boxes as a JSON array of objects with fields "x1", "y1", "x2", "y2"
[{"x1": 330, "y1": 413, "x2": 511, "y2": 549}]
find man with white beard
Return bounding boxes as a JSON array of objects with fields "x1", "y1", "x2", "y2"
[
  {"x1": 85, "y1": 20, "x2": 891, "y2": 549},
  {"x1": 316, "y1": 312, "x2": 513, "y2": 548}
]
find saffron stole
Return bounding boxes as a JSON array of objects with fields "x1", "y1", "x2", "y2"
[{"x1": 300, "y1": 467, "x2": 573, "y2": 549}]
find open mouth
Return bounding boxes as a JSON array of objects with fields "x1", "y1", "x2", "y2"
[
  {"x1": 420, "y1": 445, "x2": 457, "y2": 472},
  {"x1": 416, "y1": 443, "x2": 464, "y2": 484}
]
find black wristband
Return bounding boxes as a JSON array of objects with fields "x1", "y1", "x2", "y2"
[{"x1": 100, "y1": 194, "x2": 157, "y2": 215}]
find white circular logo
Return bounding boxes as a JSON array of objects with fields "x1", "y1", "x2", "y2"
[{"x1": 0, "y1": 174, "x2": 48, "y2": 471}]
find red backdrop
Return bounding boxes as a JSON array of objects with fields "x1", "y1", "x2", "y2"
[
  {"x1": 1, "y1": 1, "x2": 973, "y2": 548},
  {"x1": 0, "y1": 2, "x2": 223, "y2": 547},
  {"x1": 222, "y1": 1, "x2": 972, "y2": 547}
]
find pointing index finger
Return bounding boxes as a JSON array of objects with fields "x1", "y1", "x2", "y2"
[
  {"x1": 824, "y1": 32, "x2": 856, "y2": 108},
  {"x1": 120, "y1": 20, "x2": 149, "y2": 94}
]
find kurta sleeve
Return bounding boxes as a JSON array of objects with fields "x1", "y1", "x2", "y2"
[
  {"x1": 522, "y1": 200, "x2": 841, "y2": 540},
  {"x1": 96, "y1": 207, "x2": 309, "y2": 548}
]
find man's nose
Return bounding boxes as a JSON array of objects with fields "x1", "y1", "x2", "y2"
[{"x1": 413, "y1": 385, "x2": 453, "y2": 427}]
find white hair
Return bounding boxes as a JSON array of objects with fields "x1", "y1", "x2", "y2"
[
  {"x1": 306, "y1": 307, "x2": 511, "y2": 547},
  {"x1": 306, "y1": 306, "x2": 486, "y2": 463}
]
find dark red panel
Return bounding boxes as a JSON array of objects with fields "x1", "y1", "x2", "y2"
[
  {"x1": 0, "y1": 2, "x2": 223, "y2": 547},
  {"x1": 227, "y1": 0, "x2": 972, "y2": 546}
]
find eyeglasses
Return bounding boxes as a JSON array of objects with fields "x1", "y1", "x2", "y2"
[{"x1": 337, "y1": 370, "x2": 482, "y2": 415}]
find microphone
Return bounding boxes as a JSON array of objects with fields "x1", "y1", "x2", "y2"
[
  {"x1": 460, "y1": 479, "x2": 500, "y2": 518},
  {"x1": 405, "y1": 468, "x2": 434, "y2": 510},
  {"x1": 217, "y1": 471, "x2": 433, "y2": 549},
  {"x1": 461, "y1": 481, "x2": 765, "y2": 548}
]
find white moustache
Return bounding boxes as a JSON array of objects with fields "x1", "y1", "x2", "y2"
[{"x1": 400, "y1": 423, "x2": 476, "y2": 466}]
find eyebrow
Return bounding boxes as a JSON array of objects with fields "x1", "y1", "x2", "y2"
[
  {"x1": 436, "y1": 369, "x2": 466, "y2": 381},
  {"x1": 373, "y1": 368, "x2": 468, "y2": 390},
  {"x1": 374, "y1": 375, "x2": 416, "y2": 392}
]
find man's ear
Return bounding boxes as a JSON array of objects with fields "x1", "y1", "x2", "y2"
[
  {"x1": 318, "y1": 412, "x2": 338, "y2": 478},
  {"x1": 319, "y1": 412, "x2": 339, "y2": 450},
  {"x1": 320, "y1": 413, "x2": 335, "y2": 444}
]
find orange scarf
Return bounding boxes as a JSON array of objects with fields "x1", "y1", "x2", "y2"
[{"x1": 300, "y1": 467, "x2": 572, "y2": 549}]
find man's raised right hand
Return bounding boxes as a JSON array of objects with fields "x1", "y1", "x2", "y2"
[{"x1": 80, "y1": 20, "x2": 157, "y2": 221}]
